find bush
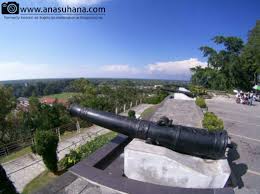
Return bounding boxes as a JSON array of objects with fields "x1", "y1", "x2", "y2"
[
  {"x1": 31, "y1": 144, "x2": 37, "y2": 154},
  {"x1": 128, "y1": 110, "x2": 136, "y2": 118},
  {"x1": 0, "y1": 164, "x2": 18, "y2": 194},
  {"x1": 60, "y1": 132, "x2": 117, "y2": 170},
  {"x1": 196, "y1": 97, "x2": 207, "y2": 109},
  {"x1": 34, "y1": 130, "x2": 59, "y2": 173},
  {"x1": 189, "y1": 85, "x2": 207, "y2": 96},
  {"x1": 144, "y1": 92, "x2": 168, "y2": 104},
  {"x1": 202, "y1": 112, "x2": 224, "y2": 132}
]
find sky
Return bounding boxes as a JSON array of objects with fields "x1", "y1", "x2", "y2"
[{"x1": 0, "y1": 0, "x2": 259, "y2": 81}]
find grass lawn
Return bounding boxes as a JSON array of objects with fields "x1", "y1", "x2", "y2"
[
  {"x1": 0, "y1": 146, "x2": 32, "y2": 164},
  {"x1": 22, "y1": 170, "x2": 59, "y2": 194},
  {"x1": 45, "y1": 92, "x2": 78, "y2": 100},
  {"x1": 141, "y1": 105, "x2": 159, "y2": 120}
]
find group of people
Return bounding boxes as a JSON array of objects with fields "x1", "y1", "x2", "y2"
[{"x1": 235, "y1": 91, "x2": 258, "y2": 105}]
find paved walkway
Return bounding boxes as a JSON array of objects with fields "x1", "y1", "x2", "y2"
[
  {"x1": 207, "y1": 98, "x2": 260, "y2": 194},
  {"x1": 150, "y1": 97, "x2": 203, "y2": 128},
  {"x1": 3, "y1": 104, "x2": 153, "y2": 193}
]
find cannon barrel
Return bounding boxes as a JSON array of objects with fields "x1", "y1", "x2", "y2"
[
  {"x1": 161, "y1": 88, "x2": 195, "y2": 98},
  {"x1": 69, "y1": 105, "x2": 229, "y2": 159}
]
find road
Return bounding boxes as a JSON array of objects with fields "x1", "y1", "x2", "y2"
[
  {"x1": 207, "y1": 98, "x2": 260, "y2": 194},
  {"x1": 3, "y1": 103, "x2": 153, "y2": 193}
]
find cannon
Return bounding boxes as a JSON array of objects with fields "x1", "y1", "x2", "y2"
[
  {"x1": 69, "y1": 105, "x2": 230, "y2": 159},
  {"x1": 161, "y1": 88, "x2": 195, "y2": 98}
]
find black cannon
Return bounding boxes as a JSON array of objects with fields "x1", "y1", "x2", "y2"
[
  {"x1": 69, "y1": 105, "x2": 230, "y2": 159},
  {"x1": 161, "y1": 88, "x2": 195, "y2": 98}
]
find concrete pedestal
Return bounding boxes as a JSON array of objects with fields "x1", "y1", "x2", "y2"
[{"x1": 124, "y1": 139, "x2": 230, "y2": 188}]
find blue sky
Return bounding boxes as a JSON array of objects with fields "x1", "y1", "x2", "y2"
[{"x1": 0, "y1": 0, "x2": 259, "y2": 81}]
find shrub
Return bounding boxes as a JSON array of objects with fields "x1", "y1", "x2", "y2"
[
  {"x1": 60, "y1": 132, "x2": 117, "y2": 170},
  {"x1": 128, "y1": 110, "x2": 136, "y2": 118},
  {"x1": 196, "y1": 97, "x2": 207, "y2": 109},
  {"x1": 0, "y1": 164, "x2": 18, "y2": 194},
  {"x1": 31, "y1": 143, "x2": 37, "y2": 154},
  {"x1": 34, "y1": 130, "x2": 59, "y2": 173},
  {"x1": 202, "y1": 112, "x2": 224, "y2": 132},
  {"x1": 144, "y1": 92, "x2": 168, "y2": 104},
  {"x1": 189, "y1": 85, "x2": 207, "y2": 96}
]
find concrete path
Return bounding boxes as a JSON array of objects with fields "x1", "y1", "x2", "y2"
[
  {"x1": 207, "y1": 98, "x2": 260, "y2": 194},
  {"x1": 150, "y1": 98, "x2": 203, "y2": 128},
  {"x1": 3, "y1": 104, "x2": 152, "y2": 193}
]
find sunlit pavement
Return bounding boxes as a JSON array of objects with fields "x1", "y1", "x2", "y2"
[
  {"x1": 150, "y1": 98, "x2": 203, "y2": 128},
  {"x1": 207, "y1": 99, "x2": 260, "y2": 194}
]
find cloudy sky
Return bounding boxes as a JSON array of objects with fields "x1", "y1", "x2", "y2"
[{"x1": 0, "y1": 0, "x2": 259, "y2": 81}]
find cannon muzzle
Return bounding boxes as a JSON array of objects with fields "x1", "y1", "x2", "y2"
[{"x1": 69, "y1": 105, "x2": 229, "y2": 159}]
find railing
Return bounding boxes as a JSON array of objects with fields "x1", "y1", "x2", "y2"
[{"x1": 0, "y1": 100, "x2": 143, "y2": 160}]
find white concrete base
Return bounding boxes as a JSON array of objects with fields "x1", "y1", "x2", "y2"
[{"x1": 124, "y1": 139, "x2": 230, "y2": 188}]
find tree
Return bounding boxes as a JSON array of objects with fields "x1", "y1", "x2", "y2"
[
  {"x1": 26, "y1": 96, "x2": 71, "y2": 131},
  {"x1": 192, "y1": 21, "x2": 260, "y2": 91},
  {"x1": 241, "y1": 20, "x2": 260, "y2": 85},
  {"x1": 70, "y1": 78, "x2": 91, "y2": 93},
  {"x1": 192, "y1": 36, "x2": 245, "y2": 90},
  {"x1": 34, "y1": 130, "x2": 59, "y2": 173},
  {"x1": 0, "y1": 164, "x2": 18, "y2": 194},
  {"x1": 0, "y1": 86, "x2": 16, "y2": 144}
]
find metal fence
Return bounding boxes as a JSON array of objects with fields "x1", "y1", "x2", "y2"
[
  {"x1": 0, "y1": 100, "x2": 142, "y2": 160},
  {"x1": 0, "y1": 122, "x2": 77, "y2": 158},
  {"x1": 0, "y1": 137, "x2": 32, "y2": 158}
]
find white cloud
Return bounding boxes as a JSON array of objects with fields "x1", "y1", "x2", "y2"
[
  {"x1": 0, "y1": 58, "x2": 206, "y2": 81},
  {"x1": 146, "y1": 58, "x2": 207, "y2": 76},
  {"x1": 101, "y1": 64, "x2": 140, "y2": 74},
  {"x1": 0, "y1": 62, "x2": 90, "y2": 81},
  {"x1": 55, "y1": 0, "x2": 109, "y2": 6}
]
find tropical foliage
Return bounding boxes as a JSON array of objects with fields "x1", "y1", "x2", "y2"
[
  {"x1": 202, "y1": 112, "x2": 224, "y2": 132},
  {"x1": 128, "y1": 110, "x2": 136, "y2": 118},
  {"x1": 34, "y1": 130, "x2": 59, "y2": 173},
  {"x1": 191, "y1": 21, "x2": 260, "y2": 91},
  {"x1": 143, "y1": 90, "x2": 168, "y2": 104},
  {"x1": 195, "y1": 97, "x2": 207, "y2": 109},
  {"x1": 60, "y1": 132, "x2": 116, "y2": 170}
]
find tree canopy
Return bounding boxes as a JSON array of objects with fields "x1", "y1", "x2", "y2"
[{"x1": 191, "y1": 21, "x2": 260, "y2": 91}]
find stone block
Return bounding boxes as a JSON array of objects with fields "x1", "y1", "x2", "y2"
[{"x1": 124, "y1": 139, "x2": 230, "y2": 188}]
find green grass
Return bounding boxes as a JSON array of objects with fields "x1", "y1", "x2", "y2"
[
  {"x1": 45, "y1": 92, "x2": 78, "y2": 100},
  {"x1": 141, "y1": 105, "x2": 158, "y2": 120},
  {"x1": 0, "y1": 146, "x2": 32, "y2": 164},
  {"x1": 22, "y1": 170, "x2": 58, "y2": 194}
]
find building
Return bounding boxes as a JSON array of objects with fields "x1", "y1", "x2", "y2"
[{"x1": 39, "y1": 97, "x2": 68, "y2": 107}]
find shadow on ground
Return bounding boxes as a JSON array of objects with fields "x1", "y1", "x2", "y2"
[{"x1": 228, "y1": 142, "x2": 248, "y2": 189}]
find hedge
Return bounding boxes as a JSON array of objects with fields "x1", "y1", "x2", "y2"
[
  {"x1": 189, "y1": 85, "x2": 207, "y2": 96},
  {"x1": 195, "y1": 97, "x2": 207, "y2": 109},
  {"x1": 144, "y1": 92, "x2": 168, "y2": 104},
  {"x1": 60, "y1": 132, "x2": 117, "y2": 170},
  {"x1": 202, "y1": 112, "x2": 224, "y2": 132},
  {"x1": 128, "y1": 110, "x2": 136, "y2": 118},
  {"x1": 34, "y1": 130, "x2": 59, "y2": 173}
]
